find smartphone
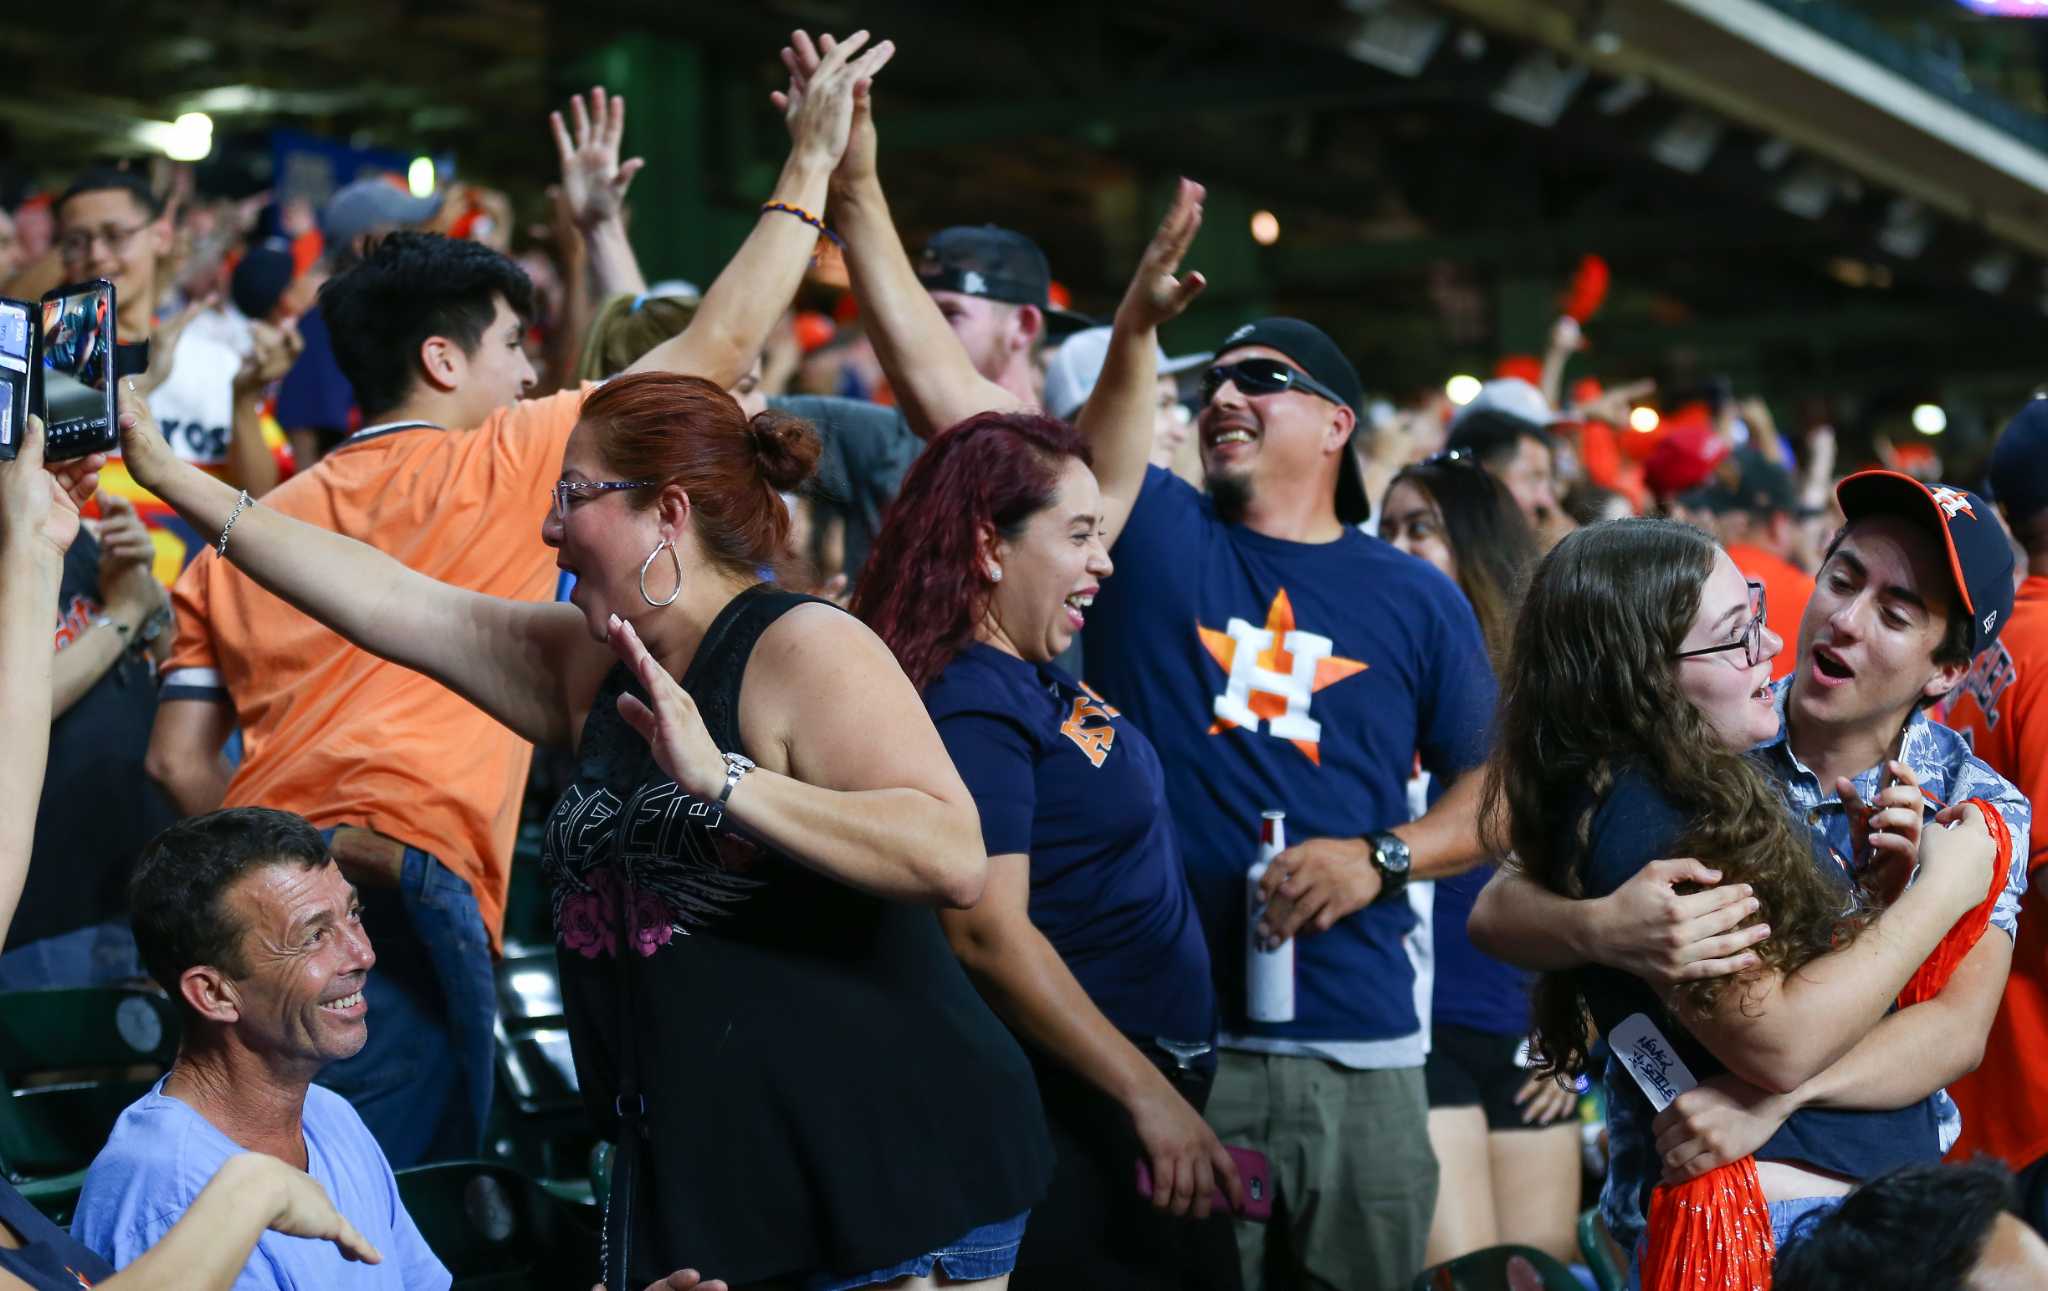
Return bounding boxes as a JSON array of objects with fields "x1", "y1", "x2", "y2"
[
  {"x1": 1136, "y1": 1145, "x2": 1275, "y2": 1222},
  {"x1": 0, "y1": 298, "x2": 32, "y2": 462},
  {"x1": 38, "y1": 279, "x2": 118, "y2": 461}
]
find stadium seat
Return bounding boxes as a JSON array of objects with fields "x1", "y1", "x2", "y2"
[
  {"x1": 1411, "y1": 1243, "x2": 1584, "y2": 1291},
  {"x1": 484, "y1": 949, "x2": 595, "y2": 1201},
  {"x1": 1576, "y1": 1209, "x2": 1626, "y2": 1291},
  {"x1": 395, "y1": 1159, "x2": 597, "y2": 1290},
  {"x1": 0, "y1": 986, "x2": 179, "y2": 1206}
]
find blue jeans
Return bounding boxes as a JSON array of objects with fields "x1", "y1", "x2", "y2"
[
  {"x1": 314, "y1": 838, "x2": 497, "y2": 1168},
  {"x1": 803, "y1": 1212, "x2": 1031, "y2": 1291},
  {"x1": 0, "y1": 920, "x2": 144, "y2": 990}
]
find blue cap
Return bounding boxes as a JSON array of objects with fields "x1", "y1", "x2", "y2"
[
  {"x1": 1836, "y1": 470, "x2": 2015, "y2": 658},
  {"x1": 1989, "y1": 397, "x2": 2048, "y2": 527}
]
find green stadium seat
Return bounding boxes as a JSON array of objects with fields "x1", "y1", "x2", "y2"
[
  {"x1": 1577, "y1": 1208, "x2": 1626, "y2": 1291},
  {"x1": 0, "y1": 987, "x2": 179, "y2": 1187},
  {"x1": 1411, "y1": 1243, "x2": 1584, "y2": 1291},
  {"x1": 395, "y1": 1159, "x2": 597, "y2": 1290}
]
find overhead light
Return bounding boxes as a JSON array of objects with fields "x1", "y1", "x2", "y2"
[
  {"x1": 1877, "y1": 198, "x2": 1935, "y2": 260},
  {"x1": 1628, "y1": 406, "x2": 1660, "y2": 433},
  {"x1": 136, "y1": 111, "x2": 213, "y2": 161},
  {"x1": 1651, "y1": 111, "x2": 1723, "y2": 173},
  {"x1": 1971, "y1": 250, "x2": 2017, "y2": 293},
  {"x1": 1446, "y1": 374, "x2": 1483, "y2": 405},
  {"x1": 408, "y1": 156, "x2": 437, "y2": 199},
  {"x1": 1491, "y1": 51, "x2": 1589, "y2": 127},
  {"x1": 1343, "y1": 1, "x2": 1448, "y2": 77},
  {"x1": 1911, "y1": 403, "x2": 1947, "y2": 436},
  {"x1": 1777, "y1": 163, "x2": 1835, "y2": 220},
  {"x1": 1755, "y1": 137, "x2": 1795, "y2": 171},
  {"x1": 1250, "y1": 211, "x2": 1280, "y2": 245},
  {"x1": 1596, "y1": 75, "x2": 1651, "y2": 115}
]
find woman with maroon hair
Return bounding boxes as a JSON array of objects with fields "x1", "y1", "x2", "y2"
[
  {"x1": 855, "y1": 411, "x2": 1243, "y2": 1290},
  {"x1": 111, "y1": 372, "x2": 1053, "y2": 1291}
]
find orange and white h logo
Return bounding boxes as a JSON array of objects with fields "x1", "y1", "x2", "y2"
[{"x1": 1199, "y1": 588, "x2": 1367, "y2": 765}]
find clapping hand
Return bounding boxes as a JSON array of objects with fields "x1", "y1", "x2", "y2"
[
  {"x1": 771, "y1": 31, "x2": 897, "y2": 185},
  {"x1": 551, "y1": 87, "x2": 645, "y2": 232}
]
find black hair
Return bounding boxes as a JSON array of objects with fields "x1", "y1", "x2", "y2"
[
  {"x1": 56, "y1": 167, "x2": 164, "y2": 222},
  {"x1": 1446, "y1": 409, "x2": 1552, "y2": 471},
  {"x1": 129, "y1": 807, "x2": 329, "y2": 1010},
  {"x1": 1384, "y1": 458, "x2": 1538, "y2": 667},
  {"x1": 1820, "y1": 522, "x2": 1974, "y2": 708},
  {"x1": 1773, "y1": 1160, "x2": 2014, "y2": 1291},
  {"x1": 317, "y1": 231, "x2": 534, "y2": 419}
]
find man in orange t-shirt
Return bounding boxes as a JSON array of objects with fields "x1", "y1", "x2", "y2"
[
  {"x1": 1690, "y1": 451, "x2": 1815, "y2": 682},
  {"x1": 146, "y1": 85, "x2": 843, "y2": 1165},
  {"x1": 1944, "y1": 404, "x2": 2048, "y2": 1197}
]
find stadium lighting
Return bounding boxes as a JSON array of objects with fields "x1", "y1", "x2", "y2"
[
  {"x1": 1445, "y1": 374, "x2": 1482, "y2": 405},
  {"x1": 156, "y1": 112, "x2": 213, "y2": 162},
  {"x1": 408, "y1": 156, "x2": 437, "y2": 199},
  {"x1": 1250, "y1": 211, "x2": 1280, "y2": 245},
  {"x1": 1911, "y1": 403, "x2": 1948, "y2": 436},
  {"x1": 1629, "y1": 406, "x2": 1661, "y2": 433}
]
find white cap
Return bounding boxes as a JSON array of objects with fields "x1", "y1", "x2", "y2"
[
  {"x1": 1449, "y1": 376, "x2": 1574, "y2": 433},
  {"x1": 1041, "y1": 325, "x2": 1212, "y2": 421}
]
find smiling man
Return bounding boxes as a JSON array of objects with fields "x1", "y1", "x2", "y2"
[{"x1": 73, "y1": 807, "x2": 449, "y2": 1290}]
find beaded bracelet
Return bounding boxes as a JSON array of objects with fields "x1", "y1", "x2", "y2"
[{"x1": 760, "y1": 200, "x2": 844, "y2": 249}]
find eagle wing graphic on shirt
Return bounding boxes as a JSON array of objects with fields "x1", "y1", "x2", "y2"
[{"x1": 1198, "y1": 587, "x2": 1368, "y2": 766}]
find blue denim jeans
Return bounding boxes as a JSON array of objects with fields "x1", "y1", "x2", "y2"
[
  {"x1": 0, "y1": 919, "x2": 144, "y2": 990},
  {"x1": 803, "y1": 1211, "x2": 1031, "y2": 1291},
  {"x1": 313, "y1": 837, "x2": 497, "y2": 1168}
]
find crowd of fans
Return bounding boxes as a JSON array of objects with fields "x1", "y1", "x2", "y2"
[{"x1": 0, "y1": 21, "x2": 2045, "y2": 1291}]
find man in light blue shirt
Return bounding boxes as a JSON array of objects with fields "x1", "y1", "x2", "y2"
[{"x1": 73, "y1": 807, "x2": 448, "y2": 1289}]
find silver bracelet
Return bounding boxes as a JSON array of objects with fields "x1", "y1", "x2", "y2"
[{"x1": 216, "y1": 490, "x2": 252, "y2": 559}]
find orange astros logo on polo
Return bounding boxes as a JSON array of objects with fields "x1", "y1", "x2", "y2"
[{"x1": 1198, "y1": 588, "x2": 1367, "y2": 765}]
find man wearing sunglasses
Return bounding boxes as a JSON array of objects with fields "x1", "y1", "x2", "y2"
[
  {"x1": 1048, "y1": 182, "x2": 1499, "y2": 1291},
  {"x1": 1472, "y1": 470, "x2": 2027, "y2": 1265}
]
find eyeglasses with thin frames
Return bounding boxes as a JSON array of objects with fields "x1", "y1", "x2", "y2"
[
  {"x1": 551, "y1": 478, "x2": 655, "y2": 522},
  {"x1": 1673, "y1": 580, "x2": 1769, "y2": 668},
  {"x1": 58, "y1": 221, "x2": 153, "y2": 260}
]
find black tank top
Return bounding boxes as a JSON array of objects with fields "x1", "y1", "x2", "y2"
[{"x1": 543, "y1": 585, "x2": 1051, "y2": 1285}]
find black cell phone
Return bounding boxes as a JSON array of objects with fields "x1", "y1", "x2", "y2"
[
  {"x1": 0, "y1": 297, "x2": 32, "y2": 462},
  {"x1": 38, "y1": 279, "x2": 119, "y2": 462}
]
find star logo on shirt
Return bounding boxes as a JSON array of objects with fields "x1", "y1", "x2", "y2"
[{"x1": 1198, "y1": 587, "x2": 1367, "y2": 765}]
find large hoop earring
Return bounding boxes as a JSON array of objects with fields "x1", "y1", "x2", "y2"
[{"x1": 639, "y1": 539, "x2": 682, "y2": 608}]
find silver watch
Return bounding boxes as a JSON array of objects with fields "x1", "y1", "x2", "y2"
[{"x1": 689, "y1": 752, "x2": 756, "y2": 831}]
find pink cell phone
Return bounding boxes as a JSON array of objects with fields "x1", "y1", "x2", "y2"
[{"x1": 1135, "y1": 1145, "x2": 1274, "y2": 1221}]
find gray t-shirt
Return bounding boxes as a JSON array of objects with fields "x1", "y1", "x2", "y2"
[{"x1": 771, "y1": 395, "x2": 922, "y2": 585}]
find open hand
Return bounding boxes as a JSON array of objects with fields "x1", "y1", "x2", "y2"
[
  {"x1": 1130, "y1": 1077, "x2": 1244, "y2": 1219},
  {"x1": 551, "y1": 87, "x2": 645, "y2": 231},
  {"x1": 607, "y1": 613, "x2": 726, "y2": 800},
  {"x1": 1513, "y1": 1071, "x2": 1579, "y2": 1126},
  {"x1": 1592, "y1": 858, "x2": 1768, "y2": 991},
  {"x1": 0, "y1": 417, "x2": 102, "y2": 560},
  {"x1": 772, "y1": 31, "x2": 896, "y2": 183},
  {"x1": 1257, "y1": 836, "x2": 1380, "y2": 941},
  {"x1": 1114, "y1": 178, "x2": 1207, "y2": 334}
]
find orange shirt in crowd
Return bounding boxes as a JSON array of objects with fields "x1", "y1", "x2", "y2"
[
  {"x1": 1944, "y1": 575, "x2": 2048, "y2": 1170},
  {"x1": 1724, "y1": 542, "x2": 1814, "y2": 682},
  {"x1": 162, "y1": 387, "x2": 589, "y2": 954}
]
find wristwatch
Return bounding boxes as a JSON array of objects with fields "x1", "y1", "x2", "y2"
[
  {"x1": 136, "y1": 604, "x2": 172, "y2": 651},
  {"x1": 1366, "y1": 831, "x2": 1412, "y2": 901},
  {"x1": 690, "y1": 751, "x2": 757, "y2": 832}
]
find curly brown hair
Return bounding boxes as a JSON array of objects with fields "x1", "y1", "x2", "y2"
[{"x1": 1483, "y1": 518, "x2": 1865, "y2": 1079}]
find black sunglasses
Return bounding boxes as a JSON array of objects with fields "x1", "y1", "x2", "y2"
[{"x1": 1201, "y1": 358, "x2": 1345, "y2": 409}]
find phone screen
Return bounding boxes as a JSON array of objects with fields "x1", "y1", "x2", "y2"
[
  {"x1": 39, "y1": 281, "x2": 117, "y2": 459},
  {"x1": 0, "y1": 300, "x2": 28, "y2": 460}
]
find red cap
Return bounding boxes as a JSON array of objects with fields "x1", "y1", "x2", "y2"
[{"x1": 1644, "y1": 421, "x2": 1730, "y2": 498}]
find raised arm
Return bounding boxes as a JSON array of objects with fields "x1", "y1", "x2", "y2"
[
  {"x1": 115, "y1": 384, "x2": 596, "y2": 749},
  {"x1": 1080, "y1": 178, "x2": 1206, "y2": 549},
  {"x1": 627, "y1": 33, "x2": 896, "y2": 389},
  {"x1": 797, "y1": 32, "x2": 1022, "y2": 437},
  {"x1": 224, "y1": 318, "x2": 301, "y2": 499},
  {"x1": 549, "y1": 86, "x2": 648, "y2": 310}
]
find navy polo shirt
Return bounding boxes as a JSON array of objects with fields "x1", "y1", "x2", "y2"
[
  {"x1": 1085, "y1": 467, "x2": 1496, "y2": 1049},
  {"x1": 926, "y1": 643, "x2": 1215, "y2": 1042}
]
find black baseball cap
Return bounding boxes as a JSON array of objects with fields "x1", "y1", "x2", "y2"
[
  {"x1": 916, "y1": 226, "x2": 1092, "y2": 332},
  {"x1": 1685, "y1": 450, "x2": 1800, "y2": 518},
  {"x1": 231, "y1": 240, "x2": 297, "y2": 322},
  {"x1": 1214, "y1": 318, "x2": 1370, "y2": 526},
  {"x1": 1836, "y1": 470, "x2": 2016, "y2": 658},
  {"x1": 1988, "y1": 397, "x2": 2048, "y2": 527}
]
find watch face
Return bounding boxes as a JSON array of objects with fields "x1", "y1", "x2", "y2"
[{"x1": 1376, "y1": 835, "x2": 1412, "y2": 877}]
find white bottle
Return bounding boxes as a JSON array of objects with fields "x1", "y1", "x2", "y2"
[{"x1": 1246, "y1": 809, "x2": 1296, "y2": 1023}]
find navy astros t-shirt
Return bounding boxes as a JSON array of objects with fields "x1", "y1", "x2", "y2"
[
  {"x1": 1085, "y1": 466, "x2": 1496, "y2": 1053},
  {"x1": 926, "y1": 643, "x2": 1215, "y2": 1042}
]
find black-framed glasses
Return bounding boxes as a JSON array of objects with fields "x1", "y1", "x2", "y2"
[
  {"x1": 1201, "y1": 357, "x2": 1345, "y2": 409},
  {"x1": 551, "y1": 477, "x2": 655, "y2": 521},
  {"x1": 1674, "y1": 580, "x2": 1769, "y2": 668}
]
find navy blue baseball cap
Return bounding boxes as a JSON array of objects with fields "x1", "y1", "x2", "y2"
[
  {"x1": 1988, "y1": 397, "x2": 2048, "y2": 527},
  {"x1": 1836, "y1": 469, "x2": 2015, "y2": 658}
]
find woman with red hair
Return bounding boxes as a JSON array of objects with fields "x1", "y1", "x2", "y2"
[
  {"x1": 856, "y1": 411, "x2": 1243, "y2": 1289},
  {"x1": 111, "y1": 372, "x2": 1053, "y2": 1291}
]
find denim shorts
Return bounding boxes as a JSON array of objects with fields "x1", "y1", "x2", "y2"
[{"x1": 802, "y1": 1211, "x2": 1030, "y2": 1291}]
